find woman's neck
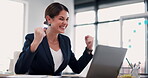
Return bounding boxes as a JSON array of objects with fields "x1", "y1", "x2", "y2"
[{"x1": 46, "y1": 28, "x2": 58, "y2": 42}]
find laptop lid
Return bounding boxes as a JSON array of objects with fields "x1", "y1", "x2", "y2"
[{"x1": 86, "y1": 45, "x2": 127, "y2": 78}]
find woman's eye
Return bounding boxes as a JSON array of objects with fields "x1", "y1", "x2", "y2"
[{"x1": 59, "y1": 18, "x2": 64, "y2": 20}]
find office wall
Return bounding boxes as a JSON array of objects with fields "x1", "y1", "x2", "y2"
[{"x1": 22, "y1": 0, "x2": 53, "y2": 33}]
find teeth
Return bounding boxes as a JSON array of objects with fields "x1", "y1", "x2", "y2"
[{"x1": 60, "y1": 26, "x2": 65, "y2": 29}]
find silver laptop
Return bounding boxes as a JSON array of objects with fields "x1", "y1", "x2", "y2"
[{"x1": 86, "y1": 45, "x2": 127, "y2": 78}]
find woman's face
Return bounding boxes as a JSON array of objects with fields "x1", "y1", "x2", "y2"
[{"x1": 49, "y1": 10, "x2": 69, "y2": 33}]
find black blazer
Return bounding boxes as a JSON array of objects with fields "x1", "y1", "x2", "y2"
[{"x1": 15, "y1": 33, "x2": 93, "y2": 76}]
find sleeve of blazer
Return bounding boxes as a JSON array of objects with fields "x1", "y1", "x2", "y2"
[
  {"x1": 15, "y1": 34, "x2": 37, "y2": 74},
  {"x1": 67, "y1": 37, "x2": 93, "y2": 74}
]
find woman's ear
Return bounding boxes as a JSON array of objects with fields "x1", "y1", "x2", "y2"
[
  {"x1": 45, "y1": 15, "x2": 52, "y2": 24},
  {"x1": 45, "y1": 15, "x2": 52, "y2": 26}
]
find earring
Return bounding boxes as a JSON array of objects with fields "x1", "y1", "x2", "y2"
[
  {"x1": 44, "y1": 21, "x2": 51, "y2": 26},
  {"x1": 48, "y1": 23, "x2": 51, "y2": 26}
]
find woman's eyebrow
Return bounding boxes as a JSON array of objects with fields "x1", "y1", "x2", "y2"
[
  {"x1": 59, "y1": 16, "x2": 64, "y2": 18},
  {"x1": 59, "y1": 16, "x2": 69, "y2": 19},
  {"x1": 66, "y1": 17, "x2": 69, "y2": 20}
]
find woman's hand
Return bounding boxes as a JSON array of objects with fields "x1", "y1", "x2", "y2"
[
  {"x1": 85, "y1": 35, "x2": 94, "y2": 50},
  {"x1": 30, "y1": 27, "x2": 46, "y2": 52},
  {"x1": 34, "y1": 27, "x2": 46, "y2": 44}
]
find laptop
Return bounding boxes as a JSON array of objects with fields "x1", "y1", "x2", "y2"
[{"x1": 86, "y1": 45, "x2": 127, "y2": 78}]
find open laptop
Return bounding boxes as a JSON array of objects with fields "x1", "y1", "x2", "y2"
[{"x1": 86, "y1": 45, "x2": 127, "y2": 78}]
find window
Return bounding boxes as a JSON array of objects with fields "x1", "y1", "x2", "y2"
[
  {"x1": 122, "y1": 18, "x2": 146, "y2": 73},
  {"x1": 98, "y1": 2, "x2": 145, "y2": 21},
  {"x1": 98, "y1": 2, "x2": 145, "y2": 73},
  {"x1": 75, "y1": 25, "x2": 95, "y2": 58},
  {"x1": 76, "y1": 11, "x2": 95, "y2": 25},
  {"x1": 98, "y1": 22, "x2": 120, "y2": 47},
  {"x1": 0, "y1": 0, "x2": 24, "y2": 73},
  {"x1": 75, "y1": 1, "x2": 145, "y2": 75},
  {"x1": 75, "y1": 10, "x2": 96, "y2": 57}
]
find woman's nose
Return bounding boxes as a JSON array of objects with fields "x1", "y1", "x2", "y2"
[{"x1": 63, "y1": 20, "x2": 68, "y2": 25}]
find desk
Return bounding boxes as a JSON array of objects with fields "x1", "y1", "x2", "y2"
[
  {"x1": 0, "y1": 74, "x2": 148, "y2": 78},
  {"x1": 0, "y1": 74, "x2": 85, "y2": 78}
]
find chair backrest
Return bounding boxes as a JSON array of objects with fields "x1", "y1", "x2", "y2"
[{"x1": 8, "y1": 51, "x2": 21, "y2": 74}]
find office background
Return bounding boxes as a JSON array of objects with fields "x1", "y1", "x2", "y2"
[{"x1": 0, "y1": 0, "x2": 147, "y2": 76}]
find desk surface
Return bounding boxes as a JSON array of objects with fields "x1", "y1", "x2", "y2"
[
  {"x1": 0, "y1": 74, "x2": 148, "y2": 78},
  {"x1": 0, "y1": 74, "x2": 85, "y2": 78}
]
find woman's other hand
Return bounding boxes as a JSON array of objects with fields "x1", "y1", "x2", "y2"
[{"x1": 85, "y1": 35, "x2": 94, "y2": 50}]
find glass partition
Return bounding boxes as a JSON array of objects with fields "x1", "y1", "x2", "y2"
[{"x1": 122, "y1": 18, "x2": 146, "y2": 73}]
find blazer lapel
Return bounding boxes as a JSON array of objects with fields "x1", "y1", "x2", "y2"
[
  {"x1": 42, "y1": 36, "x2": 54, "y2": 72},
  {"x1": 55, "y1": 34, "x2": 68, "y2": 73}
]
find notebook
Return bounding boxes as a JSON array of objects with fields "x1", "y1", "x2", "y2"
[{"x1": 86, "y1": 45, "x2": 127, "y2": 78}]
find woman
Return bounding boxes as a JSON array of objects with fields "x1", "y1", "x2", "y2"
[{"x1": 15, "y1": 2, "x2": 93, "y2": 76}]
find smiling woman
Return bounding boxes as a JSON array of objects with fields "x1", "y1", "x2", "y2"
[
  {"x1": 0, "y1": 0, "x2": 24, "y2": 73},
  {"x1": 15, "y1": 2, "x2": 94, "y2": 76}
]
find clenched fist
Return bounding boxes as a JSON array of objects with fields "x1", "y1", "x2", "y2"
[
  {"x1": 30, "y1": 27, "x2": 46, "y2": 52},
  {"x1": 34, "y1": 27, "x2": 46, "y2": 44},
  {"x1": 85, "y1": 35, "x2": 94, "y2": 50}
]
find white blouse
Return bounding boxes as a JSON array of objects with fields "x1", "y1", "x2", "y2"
[{"x1": 50, "y1": 48, "x2": 63, "y2": 71}]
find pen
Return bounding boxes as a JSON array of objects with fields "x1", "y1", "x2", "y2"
[
  {"x1": 126, "y1": 58, "x2": 133, "y2": 69},
  {"x1": 133, "y1": 63, "x2": 136, "y2": 67},
  {"x1": 136, "y1": 62, "x2": 141, "y2": 69}
]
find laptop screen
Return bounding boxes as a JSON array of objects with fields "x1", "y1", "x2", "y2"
[{"x1": 86, "y1": 45, "x2": 127, "y2": 78}]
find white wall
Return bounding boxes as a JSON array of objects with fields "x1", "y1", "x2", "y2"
[
  {"x1": 0, "y1": 0, "x2": 24, "y2": 73},
  {"x1": 22, "y1": 0, "x2": 54, "y2": 33}
]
